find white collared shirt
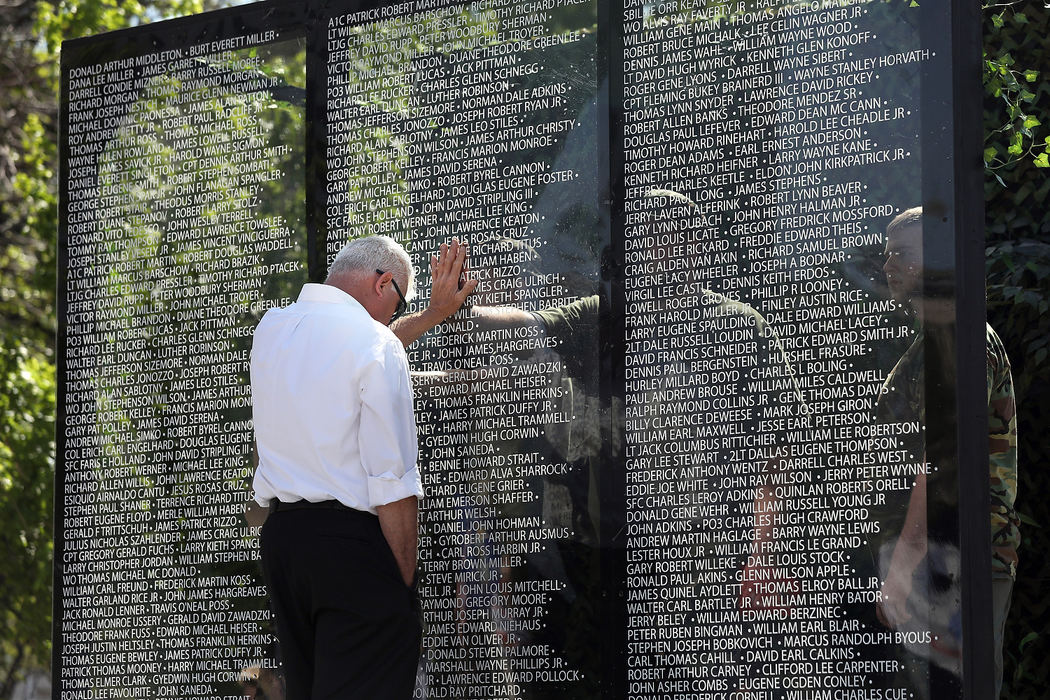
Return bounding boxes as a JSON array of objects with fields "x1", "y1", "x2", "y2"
[{"x1": 250, "y1": 283, "x2": 422, "y2": 513}]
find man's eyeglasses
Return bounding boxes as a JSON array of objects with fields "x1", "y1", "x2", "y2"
[{"x1": 376, "y1": 269, "x2": 408, "y2": 323}]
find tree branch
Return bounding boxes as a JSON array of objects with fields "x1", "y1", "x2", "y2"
[{"x1": 0, "y1": 642, "x2": 25, "y2": 700}]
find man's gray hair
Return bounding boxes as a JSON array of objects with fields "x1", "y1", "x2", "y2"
[{"x1": 327, "y1": 235, "x2": 416, "y2": 300}]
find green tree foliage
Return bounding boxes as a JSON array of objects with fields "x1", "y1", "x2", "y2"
[
  {"x1": 983, "y1": 3, "x2": 1050, "y2": 699},
  {"x1": 1, "y1": 0, "x2": 213, "y2": 692},
  {"x1": 0, "y1": 344, "x2": 55, "y2": 698},
  {"x1": 1, "y1": 3, "x2": 63, "y2": 693}
]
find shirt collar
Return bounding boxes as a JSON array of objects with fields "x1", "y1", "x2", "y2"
[{"x1": 297, "y1": 282, "x2": 362, "y2": 309}]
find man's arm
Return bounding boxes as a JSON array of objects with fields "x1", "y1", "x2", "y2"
[
  {"x1": 359, "y1": 342, "x2": 423, "y2": 586},
  {"x1": 877, "y1": 470, "x2": 928, "y2": 628},
  {"x1": 470, "y1": 305, "x2": 545, "y2": 333},
  {"x1": 392, "y1": 238, "x2": 478, "y2": 347},
  {"x1": 376, "y1": 496, "x2": 419, "y2": 586}
]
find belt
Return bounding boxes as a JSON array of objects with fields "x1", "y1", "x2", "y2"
[{"x1": 269, "y1": 499, "x2": 365, "y2": 515}]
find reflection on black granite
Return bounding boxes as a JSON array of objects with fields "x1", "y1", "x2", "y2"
[
  {"x1": 325, "y1": 3, "x2": 607, "y2": 697},
  {"x1": 59, "y1": 1, "x2": 979, "y2": 699},
  {"x1": 61, "y1": 34, "x2": 307, "y2": 698}
]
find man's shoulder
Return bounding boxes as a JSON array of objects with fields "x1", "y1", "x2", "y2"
[
  {"x1": 252, "y1": 298, "x2": 385, "y2": 352},
  {"x1": 328, "y1": 314, "x2": 406, "y2": 365},
  {"x1": 986, "y1": 323, "x2": 1013, "y2": 385},
  {"x1": 986, "y1": 323, "x2": 1009, "y2": 363},
  {"x1": 251, "y1": 305, "x2": 290, "y2": 345},
  {"x1": 373, "y1": 325, "x2": 409, "y2": 362}
]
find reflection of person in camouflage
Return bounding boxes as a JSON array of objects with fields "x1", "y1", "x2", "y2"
[
  {"x1": 239, "y1": 663, "x2": 285, "y2": 700},
  {"x1": 462, "y1": 190, "x2": 813, "y2": 693},
  {"x1": 444, "y1": 292, "x2": 605, "y2": 698},
  {"x1": 404, "y1": 240, "x2": 606, "y2": 698},
  {"x1": 875, "y1": 207, "x2": 1018, "y2": 698}
]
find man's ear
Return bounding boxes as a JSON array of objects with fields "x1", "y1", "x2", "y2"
[{"x1": 374, "y1": 270, "x2": 392, "y2": 297}]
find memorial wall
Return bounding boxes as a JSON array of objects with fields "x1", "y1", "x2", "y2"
[
  {"x1": 58, "y1": 1, "x2": 980, "y2": 698},
  {"x1": 617, "y1": 2, "x2": 951, "y2": 697}
]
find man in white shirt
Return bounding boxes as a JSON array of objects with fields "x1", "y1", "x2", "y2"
[{"x1": 251, "y1": 235, "x2": 475, "y2": 699}]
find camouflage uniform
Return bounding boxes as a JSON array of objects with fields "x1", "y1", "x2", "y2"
[
  {"x1": 876, "y1": 324, "x2": 1019, "y2": 576},
  {"x1": 877, "y1": 323, "x2": 1018, "y2": 698},
  {"x1": 986, "y1": 324, "x2": 1018, "y2": 699},
  {"x1": 987, "y1": 325, "x2": 1019, "y2": 578}
]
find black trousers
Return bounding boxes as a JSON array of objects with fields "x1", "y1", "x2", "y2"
[{"x1": 260, "y1": 505, "x2": 421, "y2": 700}]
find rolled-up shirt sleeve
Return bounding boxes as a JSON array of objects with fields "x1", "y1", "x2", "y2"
[{"x1": 358, "y1": 340, "x2": 423, "y2": 509}]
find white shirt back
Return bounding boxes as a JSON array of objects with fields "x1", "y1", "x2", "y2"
[{"x1": 250, "y1": 283, "x2": 422, "y2": 513}]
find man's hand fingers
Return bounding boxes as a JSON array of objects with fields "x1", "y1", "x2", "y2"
[
  {"x1": 451, "y1": 241, "x2": 468, "y2": 274},
  {"x1": 432, "y1": 240, "x2": 469, "y2": 273},
  {"x1": 419, "y1": 239, "x2": 476, "y2": 321},
  {"x1": 445, "y1": 238, "x2": 461, "y2": 266}
]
